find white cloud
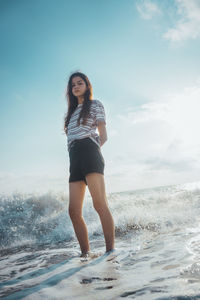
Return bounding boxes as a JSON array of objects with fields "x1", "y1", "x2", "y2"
[
  {"x1": 105, "y1": 82, "x2": 200, "y2": 191},
  {"x1": 117, "y1": 83, "x2": 200, "y2": 152},
  {"x1": 136, "y1": 0, "x2": 200, "y2": 42},
  {"x1": 164, "y1": 0, "x2": 200, "y2": 42},
  {"x1": 136, "y1": 0, "x2": 161, "y2": 19}
]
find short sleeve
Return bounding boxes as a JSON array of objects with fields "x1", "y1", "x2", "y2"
[{"x1": 95, "y1": 100, "x2": 106, "y2": 125}]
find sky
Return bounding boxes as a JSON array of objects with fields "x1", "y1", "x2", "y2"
[{"x1": 1, "y1": 0, "x2": 200, "y2": 194}]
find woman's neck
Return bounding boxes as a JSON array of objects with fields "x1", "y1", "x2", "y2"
[{"x1": 77, "y1": 96, "x2": 84, "y2": 105}]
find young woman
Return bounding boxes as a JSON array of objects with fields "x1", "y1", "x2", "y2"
[{"x1": 64, "y1": 71, "x2": 115, "y2": 257}]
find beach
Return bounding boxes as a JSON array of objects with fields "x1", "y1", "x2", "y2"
[{"x1": 1, "y1": 181, "x2": 200, "y2": 299}]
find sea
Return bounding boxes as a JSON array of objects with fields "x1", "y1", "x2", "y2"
[{"x1": 0, "y1": 181, "x2": 200, "y2": 299}]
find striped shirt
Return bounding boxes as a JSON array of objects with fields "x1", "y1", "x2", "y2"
[{"x1": 67, "y1": 99, "x2": 106, "y2": 151}]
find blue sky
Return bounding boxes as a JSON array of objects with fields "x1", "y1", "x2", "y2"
[{"x1": 1, "y1": 0, "x2": 200, "y2": 194}]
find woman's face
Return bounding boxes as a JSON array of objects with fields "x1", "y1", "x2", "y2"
[{"x1": 71, "y1": 76, "x2": 87, "y2": 98}]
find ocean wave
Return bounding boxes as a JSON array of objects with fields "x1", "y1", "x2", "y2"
[{"x1": 1, "y1": 182, "x2": 200, "y2": 250}]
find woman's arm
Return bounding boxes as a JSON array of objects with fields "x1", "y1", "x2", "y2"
[{"x1": 97, "y1": 121, "x2": 108, "y2": 147}]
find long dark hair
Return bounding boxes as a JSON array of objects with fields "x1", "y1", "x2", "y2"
[{"x1": 64, "y1": 71, "x2": 93, "y2": 134}]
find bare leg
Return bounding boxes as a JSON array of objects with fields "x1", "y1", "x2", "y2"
[
  {"x1": 85, "y1": 173, "x2": 115, "y2": 252},
  {"x1": 68, "y1": 180, "x2": 90, "y2": 255}
]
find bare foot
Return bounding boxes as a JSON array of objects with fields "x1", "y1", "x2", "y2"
[
  {"x1": 80, "y1": 251, "x2": 90, "y2": 258},
  {"x1": 80, "y1": 251, "x2": 102, "y2": 259},
  {"x1": 106, "y1": 248, "x2": 116, "y2": 254}
]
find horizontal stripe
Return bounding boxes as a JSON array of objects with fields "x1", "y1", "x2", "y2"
[{"x1": 66, "y1": 99, "x2": 106, "y2": 151}]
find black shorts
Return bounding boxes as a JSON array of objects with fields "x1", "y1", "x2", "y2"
[{"x1": 69, "y1": 137, "x2": 105, "y2": 185}]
